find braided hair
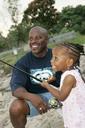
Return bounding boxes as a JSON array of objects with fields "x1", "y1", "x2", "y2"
[
  {"x1": 56, "y1": 42, "x2": 84, "y2": 66},
  {"x1": 56, "y1": 42, "x2": 85, "y2": 81}
]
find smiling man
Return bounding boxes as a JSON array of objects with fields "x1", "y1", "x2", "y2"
[{"x1": 9, "y1": 26, "x2": 62, "y2": 128}]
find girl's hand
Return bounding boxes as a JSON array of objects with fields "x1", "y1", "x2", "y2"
[
  {"x1": 41, "y1": 81, "x2": 49, "y2": 88},
  {"x1": 47, "y1": 76, "x2": 56, "y2": 83}
]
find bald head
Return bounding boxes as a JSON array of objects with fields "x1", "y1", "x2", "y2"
[
  {"x1": 28, "y1": 26, "x2": 49, "y2": 57},
  {"x1": 29, "y1": 26, "x2": 48, "y2": 39}
]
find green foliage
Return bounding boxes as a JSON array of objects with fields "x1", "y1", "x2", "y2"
[
  {"x1": 0, "y1": 34, "x2": 10, "y2": 51},
  {"x1": 16, "y1": 22, "x2": 31, "y2": 44},
  {"x1": 23, "y1": 0, "x2": 59, "y2": 31},
  {"x1": 59, "y1": 5, "x2": 85, "y2": 34},
  {"x1": 6, "y1": 27, "x2": 19, "y2": 48},
  {"x1": 80, "y1": 22, "x2": 85, "y2": 34},
  {"x1": 4, "y1": 0, "x2": 29, "y2": 50},
  {"x1": 1, "y1": 3, "x2": 85, "y2": 52},
  {"x1": 70, "y1": 33, "x2": 85, "y2": 44},
  {"x1": 3, "y1": 22, "x2": 29, "y2": 50}
]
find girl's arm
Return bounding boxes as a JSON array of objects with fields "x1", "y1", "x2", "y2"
[{"x1": 41, "y1": 74, "x2": 76, "y2": 101}]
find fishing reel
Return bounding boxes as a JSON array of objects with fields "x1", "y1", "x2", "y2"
[{"x1": 48, "y1": 97, "x2": 62, "y2": 109}]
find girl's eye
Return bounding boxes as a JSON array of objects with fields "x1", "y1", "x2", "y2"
[
  {"x1": 55, "y1": 57, "x2": 58, "y2": 61},
  {"x1": 52, "y1": 56, "x2": 58, "y2": 61}
]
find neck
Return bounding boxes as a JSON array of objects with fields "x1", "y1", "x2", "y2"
[{"x1": 33, "y1": 48, "x2": 48, "y2": 58}]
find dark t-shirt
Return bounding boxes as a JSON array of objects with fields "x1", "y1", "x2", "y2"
[{"x1": 10, "y1": 49, "x2": 62, "y2": 93}]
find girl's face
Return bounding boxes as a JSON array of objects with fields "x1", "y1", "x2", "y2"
[{"x1": 51, "y1": 48, "x2": 71, "y2": 72}]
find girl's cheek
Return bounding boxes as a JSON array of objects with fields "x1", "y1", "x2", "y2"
[
  {"x1": 51, "y1": 60, "x2": 54, "y2": 67},
  {"x1": 52, "y1": 65, "x2": 57, "y2": 71}
]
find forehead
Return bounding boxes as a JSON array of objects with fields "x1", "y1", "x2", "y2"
[
  {"x1": 52, "y1": 46, "x2": 68, "y2": 55},
  {"x1": 29, "y1": 28, "x2": 45, "y2": 37}
]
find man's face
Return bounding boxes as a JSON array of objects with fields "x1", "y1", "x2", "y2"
[{"x1": 29, "y1": 28, "x2": 48, "y2": 56}]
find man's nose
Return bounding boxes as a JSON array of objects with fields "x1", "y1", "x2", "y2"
[{"x1": 31, "y1": 38, "x2": 36, "y2": 43}]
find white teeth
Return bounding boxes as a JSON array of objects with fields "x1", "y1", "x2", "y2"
[{"x1": 32, "y1": 45, "x2": 38, "y2": 48}]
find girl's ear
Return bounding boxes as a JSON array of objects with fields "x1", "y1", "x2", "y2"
[{"x1": 66, "y1": 58, "x2": 74, "y2": 68}]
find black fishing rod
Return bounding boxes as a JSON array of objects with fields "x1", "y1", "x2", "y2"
[
  {"x1": 0, "y1": 59, "x2": 63, "y2": 108},
  {"x1": 0, "y1": 59, "x2": 42, "y2": 82}
]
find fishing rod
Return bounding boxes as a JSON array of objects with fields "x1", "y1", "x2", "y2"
[
  {"x1": 0, "y1": 59, "x2": 63, "y2": 108},
  {"x1": 0, "y1": 59, "x2": 42, "y2": 82}
]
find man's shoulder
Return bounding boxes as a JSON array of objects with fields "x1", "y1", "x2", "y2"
[
  {"x1": 48, "y1": 48, "x2": 52, "y2": 53},
  {"x1": 48, "y1": 48, "x2": 52, "y2": 51},
  {"x1": 16, "y1": 51, "x2": 32, "y2": 64},
  {"x1": 23, "y1": 51, "x2": 32, "y2": 58}
]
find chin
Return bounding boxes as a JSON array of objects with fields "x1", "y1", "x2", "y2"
[
  {"x1": 52, "y1": 67, "x2": 57, "y2": 72},
  {"x1": 32, "y1": 49, "x2": 39, "y2": 53}
]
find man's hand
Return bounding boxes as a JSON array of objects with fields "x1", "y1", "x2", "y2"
[
  {"x1": 30, "y1": 94, "x2": 49, "y2": 114},
  {"x1": 13, "y1": 87, "x2": 49, "y2": 114}
]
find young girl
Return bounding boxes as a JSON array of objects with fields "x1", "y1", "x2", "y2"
[{"x1": 41, "y1": 42, "x2": 85, "y2": 128}]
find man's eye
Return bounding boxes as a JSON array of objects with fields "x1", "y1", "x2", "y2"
[
  {"x1": 39, "y1": 36, "x2": 42, "y2": 39},
  {"x1": 29, "y1": 38, "x2": 33, "y2": 41},
  {"x1": 40, "y1": 36, "x2": 42, "y2": 39}
]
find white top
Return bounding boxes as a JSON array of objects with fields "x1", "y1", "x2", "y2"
[{"x1": 60, "y1": 69, "x2": 85, "y2": 128}]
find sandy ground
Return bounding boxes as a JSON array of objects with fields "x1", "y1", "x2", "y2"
[{"x1": 0, "y1": 49, "x2": 85, "y2": 128}]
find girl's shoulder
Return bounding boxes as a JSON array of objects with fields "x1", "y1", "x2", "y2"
[
  {"x1": 63, "y1": 69, "x2": 79, "y2": 76},
  {"x1": 62, "y1": 69, "x2": 85, "y2": 84},
  {"x1": 61, "y1": 69, "x2": 80, "y2": 82}
]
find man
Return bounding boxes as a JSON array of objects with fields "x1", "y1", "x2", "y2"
[{"x1": 9, "y1": 26, "x2": 62, "y2": 128}]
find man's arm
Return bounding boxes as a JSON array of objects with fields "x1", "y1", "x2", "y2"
[{"x1": 12, "y1": 87, "x2": 48, "y2": 113}]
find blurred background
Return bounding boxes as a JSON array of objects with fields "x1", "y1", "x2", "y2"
[
  {"x1": 0, "y1": 1, "x2": 85, "y2": 128},
  {"x1": 0, "y1": 0, "x2": 85, "y2": 75}
]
